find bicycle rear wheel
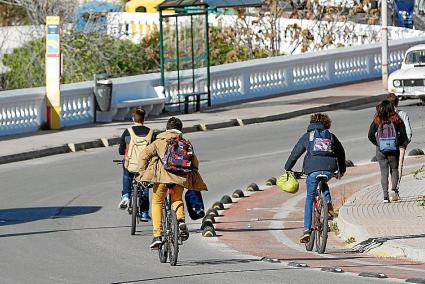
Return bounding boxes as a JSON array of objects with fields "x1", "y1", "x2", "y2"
[
  {"x1": 315, "y1": 186, "x2": 329, "y2": 254},
  {"x1": 131, "y1": 186, "x2": 138, "y2": 235},
  {"x1": 159, "y1": 206, "x2": 168, "y2": 263},
  {"x1": 168, "y1": 209, "x2": 179, "y2": 266}
]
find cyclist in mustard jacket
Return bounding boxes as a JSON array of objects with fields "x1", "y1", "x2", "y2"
[{"x1": 138, "y1": 117, "x2": 207, "y2": 249}]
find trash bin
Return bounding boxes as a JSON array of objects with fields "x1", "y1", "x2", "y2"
[{"x1": 93, "y1": 73, "x2": 113, "y2": 112}]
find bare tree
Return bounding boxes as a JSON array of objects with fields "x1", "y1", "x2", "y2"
[
  {"x1": 0, "y1": 0, "x2": 77, "y2": 25},
  {"x1": 219, "y1": 0, "x2": 284, "y2": 58},
  {"x1": 214, "y1": 0, "x2": 381, "y2": 56},
  {"x1": 282, "y1": 0, "x2": 381, "y2": 54}
]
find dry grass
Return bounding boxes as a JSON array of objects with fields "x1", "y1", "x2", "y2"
[
  {"x1": 329, "y1": 221, "x2": 339, "y2": 234},
  {"x1": 345, "y1": 236, "x2": 356, "y2": 244}
]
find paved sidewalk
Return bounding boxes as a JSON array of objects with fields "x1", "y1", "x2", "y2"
[
  {"x1": 0, "y1": 80, "x2": 385, "y2": 164},
  {"x1": 338, "y1": 172, "x2": 425, "y2": 262}
]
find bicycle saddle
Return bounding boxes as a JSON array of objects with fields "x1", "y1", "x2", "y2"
[{"x1": 315, "y1": 174, "x2": 329, "y2": 182}]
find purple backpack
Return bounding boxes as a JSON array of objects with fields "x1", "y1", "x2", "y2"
[{"x1": 375, "y1": 122, "x2": 397, "y2": 153}]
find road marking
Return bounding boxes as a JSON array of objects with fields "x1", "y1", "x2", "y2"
[{"x1": 247, "y1": 207, "x2": 281, "y2": 211}]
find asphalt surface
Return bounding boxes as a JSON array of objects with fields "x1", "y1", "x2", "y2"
[{"x1": 1, "y1": 101, "x2": 424, "y2": 283}]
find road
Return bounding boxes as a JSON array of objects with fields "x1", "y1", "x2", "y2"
[{"x1": 0, "y1": 101, "x2": 424, "y2": 283}]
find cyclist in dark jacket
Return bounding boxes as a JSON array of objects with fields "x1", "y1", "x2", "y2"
[
  {"x1": 368, "y1": 100, "x2": 408, "y2": 203},
  {"x1": 285, "y1": 113, "x2": 346, "y2": 243}
]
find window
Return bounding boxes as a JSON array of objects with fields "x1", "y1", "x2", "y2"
[
  {"x1": 405, "y1": 50, "x2": 425, "y2": 64},
  {"x1": 135, "y1": 6, "x2": 147, "y2": 12}
]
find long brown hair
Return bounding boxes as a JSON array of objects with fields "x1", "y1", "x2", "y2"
[{"x1": 374, "y1": 100, "x2": 400, "y2": 124}]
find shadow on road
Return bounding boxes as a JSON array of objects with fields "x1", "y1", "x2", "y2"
[
  {"x1": 349, "y1": 234, "x2": 425, "y2": 253},
  {"x1": 110, "y1": 267, "x2": 298, "y2": 283},
  {"x1": 0, "y1": 225, "x2": 147, "y2": 238},
  {"x1": 179, "y1": 258, "x2": 261, "y2": 266},
  {"x1": 0, "y1": 206, "x2": 102, "y2": 226}
]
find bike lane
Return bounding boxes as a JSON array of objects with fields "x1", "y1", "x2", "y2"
[{"x1": 213, "y1": 156, "x2": 425, "y2": 281}]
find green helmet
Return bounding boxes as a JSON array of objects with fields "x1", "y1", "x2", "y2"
[{"x1": 277, "y1": 172, "x2": 299, "y2": 194}]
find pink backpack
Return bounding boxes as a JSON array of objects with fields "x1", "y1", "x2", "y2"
[{"x1": 375, "y1": 122, "x2": 397, "y2": 153}]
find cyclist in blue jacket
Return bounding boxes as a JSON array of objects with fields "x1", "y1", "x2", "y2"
[{"x1": 284, "y1": 113, "x2": 346, "y2": 243}]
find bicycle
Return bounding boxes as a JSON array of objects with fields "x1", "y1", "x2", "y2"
[
  {"x1": 158, "y1": 184, "x2": 183, "y2": 266},
  {"x1": 293, "y1": 171, "x2": 333, "y2": 254},
  {"x1": 113, "y1": 160, "x2": 150, "y2": 236}
]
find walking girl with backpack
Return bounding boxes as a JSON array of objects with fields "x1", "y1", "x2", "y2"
[{"x1": 368, "y1": 100, "x2": 409, "y2": 203}]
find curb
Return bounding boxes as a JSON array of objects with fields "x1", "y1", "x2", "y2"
[
  {"x1": 0, "y1": 145, "x2": 72, "y2": 165},
  {"x1": 0, "y1": 139, "x2": 111, "y2": 165},
  {"x1": 336, "y1": 190, "x2": 371, "y2": 242},
  {"x1": 0, "y1": 94, "x2": 385, "y2": 165}
]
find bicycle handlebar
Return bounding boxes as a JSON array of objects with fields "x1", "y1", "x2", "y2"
[
  {"x1": 113, "y1": 159, "x2": 123, "y2": 165},
  {"x1": 286, "y1": 170, "x2": 304, "y2": 179},
  {"x1": 287, "y1": 170, "x2": 341, "y2": 180}
]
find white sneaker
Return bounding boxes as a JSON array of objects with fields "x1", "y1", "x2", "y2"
[
  {"x1": 118, "y1": 196, "x2": 130, "y2": 209},
  {"x1": 389, "y1": 191, "x2": 400, "y2": 202}
]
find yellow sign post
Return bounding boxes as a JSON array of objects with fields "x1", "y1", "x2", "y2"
[{"x1": 46, "y1": 16, "x2": 61, "y2": 129}]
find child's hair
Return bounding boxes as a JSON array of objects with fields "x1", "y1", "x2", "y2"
[
  {"x1": 133, "y1": 108, "x2": 145, "y2": 124},
  {"x1": 166, "y1": 117, "x2": 183, "y2": 131},
  {"x1": 310, "y1": 113, "x2": 331, "y2": 129}
]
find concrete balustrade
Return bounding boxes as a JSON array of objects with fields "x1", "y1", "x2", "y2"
[
  {"x1": 1, "y1": 37, "x2": 425, "y2": 137},
  {"x1": 198, "y1": 37, "x2": 423, "y2": 106},
  {"x1": 0, "y1": 75, "x2": 165, "y2": 137},
  {"x1": 0, "y1": 87, "x2": 46, "y2": 136}
]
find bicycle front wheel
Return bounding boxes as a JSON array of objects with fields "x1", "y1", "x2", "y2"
[
  {"x1": 131, "y1": 186, "x2": 138, "y2": 236},
  {"x1": 159, "y1": 206, "x2": 168, "y2": 263},
  {"x1": 315, "y1": 188, "x2": 329, "y2": 254},
  {"x1": 168, "y1": 209, "x2": 179, "y2": 266}
]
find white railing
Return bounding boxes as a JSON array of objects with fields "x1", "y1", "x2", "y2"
[
  {"x1": 165, "y1": 37, "x2": 425, "y2": 105},
  {"x1": 1, "y1": 36, "x2": 425, "y2": 137},
  {"x1": 61, "y1": 82, "x2": 95, "y2": 128},
  {"x1": 0, "y1": 87, "x2": 46, "y2": 136},
  {"x1": 0, "y1": 75, "x2": 164, "y2": 137}
]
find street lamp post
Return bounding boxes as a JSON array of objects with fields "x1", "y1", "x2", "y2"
[{"x1": 382, "y1": 0, "x2": 389, "y2": 90}]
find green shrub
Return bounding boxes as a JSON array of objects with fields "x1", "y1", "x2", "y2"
[
  {"x1": 2, "y1": 31, "x2": 160, "y2": 89},
  {"x1": 2, "y1": 38, "x2": 45, "y2": 90},
  {"x1": 2, "y1": 28, "x2": 269, "y2": 90}
]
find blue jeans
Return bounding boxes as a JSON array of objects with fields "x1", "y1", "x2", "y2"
[
  {"x1": 122, "y1": 164, "x2": 149, "y2": 213},
  {"x1": 304, "y1": 171, "x2": 333, "y2": 231}
]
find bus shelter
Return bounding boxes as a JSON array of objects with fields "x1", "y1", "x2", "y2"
[{"x1": 157, "y1": 0, "x2": 263, "y2": 113}]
